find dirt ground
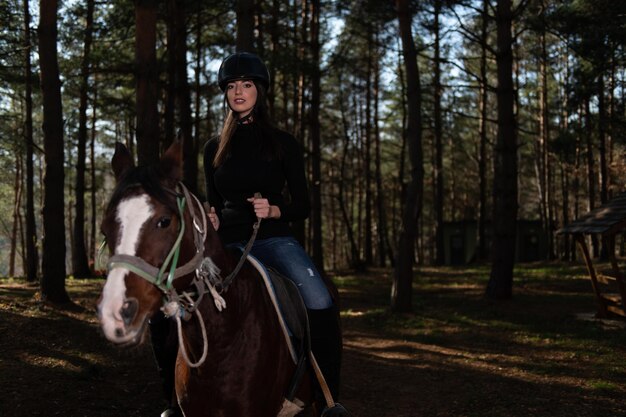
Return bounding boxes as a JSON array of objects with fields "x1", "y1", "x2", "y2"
[{"x1": 1, "y1": 264, "x2": 626, "y2": 417}]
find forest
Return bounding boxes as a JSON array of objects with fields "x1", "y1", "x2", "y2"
[{"x1": 0, "y1": 0, "x2": 625, "y2": 312}]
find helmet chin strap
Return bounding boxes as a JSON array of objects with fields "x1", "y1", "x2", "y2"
[{"x1": 236, "y1": 111, "x2": 254, "y2": 125}]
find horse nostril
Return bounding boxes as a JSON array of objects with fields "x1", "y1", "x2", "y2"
[
  {"x1": 120, "y1": 298, "x2": 139, "y2": 326},
  {"x1": 115, "y1": 328, "x2": 125, "y2": 338}
]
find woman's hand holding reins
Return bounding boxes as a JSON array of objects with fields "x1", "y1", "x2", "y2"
[{"x1": 247, "y1": 195, "x2": 281, "y2": 219}]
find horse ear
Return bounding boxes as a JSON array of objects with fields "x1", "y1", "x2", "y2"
[
  {"x1": 160, "y1": 141, "x2": 183, "y2": 182},
  {"x1": 111, "y1": 142, "x2": 134, "y2": 182}
]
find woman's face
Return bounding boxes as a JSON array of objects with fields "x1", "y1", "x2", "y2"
[{"x1": 226, "y1": 80, "x2": 258, "y2": 118}]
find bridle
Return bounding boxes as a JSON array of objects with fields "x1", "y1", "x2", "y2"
[
  {"x1": 103, "y1": 181, "x2": 261, "y2": 368},
  {"x1": 106, "y1": 183, "x2": 207, "y2": 294}
]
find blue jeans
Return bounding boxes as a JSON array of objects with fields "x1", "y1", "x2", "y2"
[{"x1": 231, "y1": 237, "x2": 333, "y2": 310}]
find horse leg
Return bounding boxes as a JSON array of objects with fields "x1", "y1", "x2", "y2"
[{"x1": 149, "y1": 311, "x2": 182, "y2": 416}]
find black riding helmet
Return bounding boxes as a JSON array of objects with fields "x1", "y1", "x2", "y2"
[{"x1": 218, "y1": 52, "x2": 270, "y2": 92}]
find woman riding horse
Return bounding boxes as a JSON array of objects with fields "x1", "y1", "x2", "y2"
[{"x1": 149, "y1": 52, "x2": 349, "y2": 417}]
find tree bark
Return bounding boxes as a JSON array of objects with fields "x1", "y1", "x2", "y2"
[
  {"x1": 10, "y1": 153, "x2": 23, "y2": 277},
  {"x1": 90, "y1": 77, "x2": 98, "y2": 265},
  {"x1": 72, "y1": 0, "x2": 95, "y2": 278},
  {"x1": 392, "y1": 0, "x2": 424, "y2": 312},
  {"x1": 172, "y1": 0, "x2": 196, "y2": 192},
  {"x1": 24, "y1": 0, "x2": 38, "y2": 282},
  {"x1": 486, "y1": 0, "x2": 517, "y2": 300},
  {"x1": 308, "y1": 0, "x2": 324, "y2": 272},
  {"x1": 364, "y1": 28, "x2": 373, "y2": 266},
  {"x1": 598, "y1": 75, "x2": 607, "y2": 205},
  {"x1": 39, "y1": 0, "x2": 70, "y2": 303},
  {"x1": 135, "y1": 0, "x2": 160, "y2": 165},
  {"x1": 476, "y1": 0, "x2": 489, "y2": 262},
  {"x1": 236, "y1": 0, "x2": 255, "y2": 51},
  {"x1": 433, "y1": 0, "x2": 445, "y2": 265},
  {"x1": 374, "y1": 29, "x2": 391, "y2": 267}
]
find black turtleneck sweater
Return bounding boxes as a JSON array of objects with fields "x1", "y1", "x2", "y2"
[{"x1": 203, "y1": 123, "x2": 310, "y2": 244}]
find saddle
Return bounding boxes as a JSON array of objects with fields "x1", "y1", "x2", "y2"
[
  {"x1": 234, "y1": 250, "x2": 349, "y2": 417},
  {"x1": 242, "y1": 253, "x2": 310, "y2": 363}
]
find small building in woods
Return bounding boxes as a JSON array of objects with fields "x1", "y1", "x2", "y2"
[
  {"x1": 559, "y1": 193, "x2": 626, "y2": 318},
  {"x1": 442, "y1": 220, "x2": 548, "y2": 265}
]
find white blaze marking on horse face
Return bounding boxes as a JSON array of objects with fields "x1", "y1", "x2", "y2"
[{"x1": 99, "y1": 194, "x2": 154, "y2": 342}]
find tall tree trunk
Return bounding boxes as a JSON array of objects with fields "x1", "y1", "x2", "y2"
[
  {"x1": 476, "y1": 0, "x2": 489, "y2": 262},
  {"x1": 72, "y1": 0, "x2": 95, "y2": 278},
  {"x1": 392, "y1": 0, "x2": 424, "y2": 312},
  {"x1": 164, "y1": 1, "x2": 176, "y2": 149},
  {"x1": 173, "y1": 0, "x2": 196, "y2": 192},
  {"x1": 39, "y1": 0, "x2": 70, "y2": 303},
  {"x1": 90, "y1": 77, "x2": 98, "y2": 265},
  {"x1": 193, "y1": 2, "x2": 203, "y2": 175},
  {"x1": 10, "y1": 153, "x2": 23, "y2": 277},
  {"x1": 598, "y1": 75, "x2": 608, "y2": 205},
  {"x1": 24, "y1": 0, "x2": 38, "y2": 282},
  {"x1": 308, "y1": 0, "x2": 323, "y2": 272},
  {"x1": 338, "y1": 80, "x2": 362, "y2": 270},
  {"x1": 236, "y1": 0, "x2": 255, "y2": 51},
  {"x1": 486, "y1": 0, "x2": 517, "y2": 300},
  {"x1": 374, "y1": 29, "x2": 390, "y2": 267},
  {"x1": 364, "y1": 29, "x2": 373, "y2": 266},
  {"x1": 268, "y1": 0, "x2": 280, "y2": 114},
  {"x1": 535, "y1": 19, "x2": 554, "y2": 260},
  {"x1": 135, "y1": 0, "x2": 160, "y2": 165},
  {"x1": 291, "y1": 0, "x2": 308, "y2": 246},
  {"x1": 584, "y1": 97, "x2": 598, "y2": 257},
  {"x1": 433, "y1": 0, "x2": 445, "y2": 265}
]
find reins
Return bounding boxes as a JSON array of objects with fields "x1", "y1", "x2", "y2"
[{"x1": 205, "y1": 192, "x2": 263, "y2": 293}]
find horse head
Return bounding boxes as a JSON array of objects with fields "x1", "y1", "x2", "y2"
[{"x1": 97, "y1": 141, "x2": 202, "y2": 346}]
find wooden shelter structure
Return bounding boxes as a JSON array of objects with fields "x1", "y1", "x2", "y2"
[{"x1": 559, "y1": 193, "x2": 626, "y2": 318}]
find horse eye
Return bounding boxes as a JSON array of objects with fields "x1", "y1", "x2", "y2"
[{"x1": 156, "y1": 217, "x2": 171, "y2": 228}]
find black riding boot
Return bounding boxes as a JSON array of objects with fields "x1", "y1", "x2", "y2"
[
  {"x1": 149, "y1": 311, "x2": 182, "y2": 417},
  {"x1": 307, "y1": 305, "x2": 350, "y2": 416}
]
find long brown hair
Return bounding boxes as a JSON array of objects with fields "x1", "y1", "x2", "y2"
[{"x1": 213, "y1": 81, "x2": 282, "y2": 167}]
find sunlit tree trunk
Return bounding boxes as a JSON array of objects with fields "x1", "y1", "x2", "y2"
[{"x1": 39, "y1": 0, "x2": 70, "y2": 303}]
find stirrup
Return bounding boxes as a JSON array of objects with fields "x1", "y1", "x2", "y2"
[
  {"x1": 160, "y1": 406, "x2": 182, "y2": 417},
  {"x1": 321, "y1": 402, "x2": 350, "y2": 417}
]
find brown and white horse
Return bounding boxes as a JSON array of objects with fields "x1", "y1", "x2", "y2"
[{"x1": 97, "y1": 142, "x2": 312, "y2": 417}]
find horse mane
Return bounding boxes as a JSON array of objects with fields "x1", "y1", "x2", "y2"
[{"x1": 107, "y1": 164, "x2": 179, "y2": 214}]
